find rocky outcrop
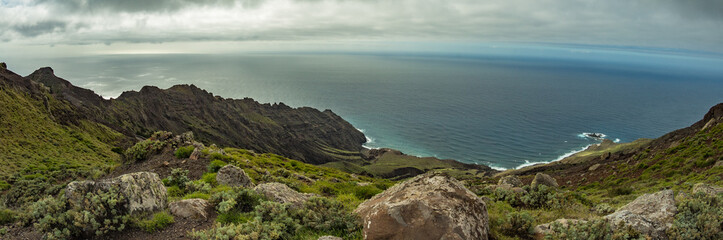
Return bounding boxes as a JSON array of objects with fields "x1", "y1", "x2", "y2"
[
  {"x1": 354, "y1": 172, "x2": 489, "y2": 240},
  {"x1": 65, "y1": 172, "x2": 167, "y2": 214},
  {"x1": 588, "y1": 163, "x2": 601, "y2": 171},
  {"x1": 498, "y1": 175, "x2": 523, "y2": 187},
  {"x1": 169, "y1": 199, "x2": 211, "y2": 219},
  {"x1": 605, "y1": 190, "x2": 677, "y2": 239},
  {"x1": 0, "y1": 62, "x2": 6, "y2": 69},
  {"x1": 253, "y1": 182, "x2": 315, "y2": 207},
  {"x1": 531, "y1": 173, "x2": 558, "y2": 188},
  {"x1": 216, "y1": 165, "x2": 255, "y2": 188},
  {"x1": 189, "y1": 147, "x2": 202, "y2": 160}
]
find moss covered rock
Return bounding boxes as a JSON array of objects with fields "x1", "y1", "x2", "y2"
[{"x1": 66, "y1": 171, "x2": 168, "y2": 215}]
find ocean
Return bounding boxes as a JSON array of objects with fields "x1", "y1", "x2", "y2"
[{"x1": 6, "y1": 46, "x2": 723, "y2": 170}]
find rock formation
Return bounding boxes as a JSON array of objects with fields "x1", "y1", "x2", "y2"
[
  {"x1": 169, "y1": 199, "x2": 211, "y2": 219},
  {"x1": 253, "y1": 182, "x2": 315, "y2": 207},
  {"x1": 531, "y1": 173, "x2": 558, "y2": 188},
  {"x1": 65, "y1": 172, "x2": 167, "y2": 214},
  {"x1": 216, "y1": 165, "x2": 255, "y2": 188},
  {"x1": 354, "y1": 172, "x2": 489, "y2": 240},
  {"x1": 605, "y1": 189, "x2": 677, "y2": 239}
]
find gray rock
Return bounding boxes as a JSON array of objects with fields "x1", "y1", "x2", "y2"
[
  {"x1": 189, "y1": 147, "x2": 202, "y2": 160},
  {"x1": 354, "y1": 172, "x2": 489, "y2": 240},
  {"x1": 216, "y1": 165, "x2": 255, "y2": 188},
  {"x1": 317, "y1": 236, "x2": 343, "y2": 240},
  {"x1": 605, "y1": 189, "x2": 677, "y2": 239},
  {"x1": 589, "y1": 163, "x2": 601, "y2": 171},
  {"x1": 170, "y1": 198, "x2": 211, "y2": 219},
  {"x1": 66, "y1": 172, "x2": 167, "y2": 215},
  {"x1": 254, "y1": 182, "x2": 315, "y2": 207},
  {"x1": 531, "y1": 173, "x2": 559, "y2": 188},
  {"x1": 498, "y1": 175, "x2": 523, "y2": 187},
  {"x1": 692, "y1": 183, "x2": 723, "y2": 196}
]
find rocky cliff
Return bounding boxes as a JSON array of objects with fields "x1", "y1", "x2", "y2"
[{"x1": 25, "y1": 67, "x2": 366, "y2": 164}]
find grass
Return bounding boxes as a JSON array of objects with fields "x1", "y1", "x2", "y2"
[{"x1": 135, "y1": 212, "x2": 175, "y2": 233}]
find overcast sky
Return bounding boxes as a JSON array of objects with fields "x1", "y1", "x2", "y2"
[{"x1": 1, "y1": 0, "x2": 722, "y2": 56}]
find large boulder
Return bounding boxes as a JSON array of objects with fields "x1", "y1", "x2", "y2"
[
  {"x1": 253, "y1": 182, "x2": 314, "y2": 207},
  {"x1": 65, "y1": 172, "x2": 167, "y2": 214},
  {"x1": 216, "y1": 165, "x2": 255, "y2": 188},
  {"x1": 498, "y1": 175, "x2": 523, "y2": 187},
  {"x1": 170, "y1": 199, "x2": 211, "y2": 219},
  {"x1": 531, "y1": 173, "x2": 558, "y2": 188},
  {"x1": 605, "y1": 189, "x2": 677, "y2": 239},
  {"x1": 354, "y1": 172, "x2": 489, "y2": 240}
]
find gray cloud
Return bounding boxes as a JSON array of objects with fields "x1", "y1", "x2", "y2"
[
  {"x1": 12, "y1": 20, "x2": 67, "y2": 37},
  {"x1": 0, "y1": 0, "x2": 722, "y2": 53}
]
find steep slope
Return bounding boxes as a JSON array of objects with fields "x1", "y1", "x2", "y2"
[
  {"x1": 27, "y1": 67, "x2": 367, "y2": 164},
  {"x1": 0, "y1": 64, "x2": 124, "y2": 206}
]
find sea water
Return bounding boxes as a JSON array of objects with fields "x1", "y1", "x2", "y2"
[{"x1": 7, "y1": 47, "x2": 723, "y2": 169}]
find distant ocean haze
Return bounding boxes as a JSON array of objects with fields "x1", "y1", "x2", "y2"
[{"x1": 9, "y1": 50, "x2": 723, "y2": 169}]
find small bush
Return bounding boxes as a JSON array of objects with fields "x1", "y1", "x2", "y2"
[
  {"x1": 210, "y1": 188, "x2": 263, "y2": 213},
  {"x1": 0, "y1": 208, "x2": 16, "y2": 225},
  {"x1": 125, "y1": 139, "x2": 165, "y2": 162},
  {"x1": 207, "y1": 160, "x2": 227, "y2": 173},
  {"x1": 216, "y1": 211, "x2": 246, "y2": 224},
  {"x1": 294, "y1": 197, "x2": 361, "y2": 233},
  {"x1": 500, "y1": 211, "x2": 534, "y2": 238},
  {"x1": 201, "y1": 173, "x2": 217, "y2": 186},
  {"x1": 353, "y1": 185, "x2": 382, "y2": 200},
  {"x1": 136, "y1": 212, "x2": 174, "y2": 233},
  {"x1": 608, "y1": 187, "x2": 633, "y2": 196},
  {"x1": 594, "y1": 204, "x2": 616, "y2": 215},
  {"x1": 167, "y1": 168, "x2": 190, "y2": 189},
  {"x1": 667, "y1": 192, "x2": 723, "y2": 240},
  {"x1": 545, "y1": 218, "x2": 644, "y2": 240},
  {"x1": 186, "y1": 180, "x2": 212, "y2": 194},
  {"x1": 183, "y1": 192, "x2": 211, "y2": 200},
  {"x1": 167, "y1": 186, "x2": 184, "y2": 197},
  {"x1": 174, "y1": 146, "x2": 195, "y2": 159}
]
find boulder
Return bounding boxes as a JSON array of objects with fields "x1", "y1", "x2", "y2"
[
  {"x1": 354, "y1": 172, "x2": 489, "y2": 240},
  {"x1": 605, "y1": 189, "x2": 677, "y2": 239},
  {"x1": 65, "y1": 172, "x2": 167, "y2": 215},
  {"x1": 170, "y1": 199, "x2": 211, "y2": 219},
  {"x1": 254, "y1": 182, "x2": 315, "y2": 207},
  {"x1": 317, "y1": 236, "x2": 343, "y2": 240},
  {"x1": 588, "y1": 163, "x2": 601, "y2": 171},
  {"x1": 293, "y1": 173, "x2": 315, "y2": 184},
  {"x1": 216, "y1": 165, "x2": 255, "y2": 188},
  {"x1": 531, "y1": 173, "x2": 558, "y2": 188},
  {"x1": 189, "y1": 147, "x2": 202, "y2": 160},
  {"x1": 692, "y1": 183, "x2": 723, "y2": 196},
  {"x1": 498, "y1": 175, "x2": 523, "y2": 187}
]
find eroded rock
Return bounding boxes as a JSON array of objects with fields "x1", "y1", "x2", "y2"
[
  {"x1": 498, "y1": 175, "x2": 523, "y2": 187},
  {"x1": 253, "y1": 182, "x2": 315, "y2": 207},
  {"x1": 66, "y1": 172, "x2": 167, "y2": 215},
  {"x1": 692, "y1": 183, "x2": 723, "y2": 196},
  {"x1": 216, "y1": 165, "x2": 255, "y2": 188},
  {"x1": 531, "y1": 173, "x2": 558, "y2": 188},
  {"x1": 605, "y1": 189, "x2": 677, "y2": 239},
  {"x1": 169, "y1": 198, "x2": 211, "y2": 219},
  {"x1": 354, "y1": 172, "x2": 489, "y2": 240}
]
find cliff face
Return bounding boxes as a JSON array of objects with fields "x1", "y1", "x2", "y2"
[{"x1": 25, "y1": 67, "x2": 366, "y2": 164}]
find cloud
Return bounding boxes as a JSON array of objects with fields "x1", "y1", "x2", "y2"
[{"x1": 0, "y1": 0, "x2": 722, "y2": 53}]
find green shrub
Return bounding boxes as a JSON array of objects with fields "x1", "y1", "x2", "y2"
[
  {"x1": 294, "y1": 197, "x2": 361, "y2": 233},
  {"x1": 667, "y1": 192, "x2": 723, "y2": 240},
  {"x1": 216, "y1": 211, "x2": 247, "y2": 224},
  {"x1": 183, "y1": 192, "x2": 211, "y2": 200},
  {"x1": 210, "y1": 188, "x2": 263, "y2": 213},
  {"x1": 353, "y1": 185, "x2": 382, "y2": 200},
  {"x1": 608, "y1": 187, "x2": 633, "y2": 196},
  {"x1": 167, "y1": 168, "x2": 190, "y2": 189},
  {"x1": 0, "y1": 208, "x2": 16, "y2": 225},
  {"x1": 125, "y1": 139, "x2": 165, "y2": 162},
  {"x1": 207, "y1": 160, "x2": 227, "y2": 173},
  {"x1": 191, "y1": 201, "x2": 300, "y2": 240},
  {"x1": 186, "y1": 180, "x2": 212, "y2": 194},
  {"x1": 500, "y1": 211, "x2": 534, "y2": 238},
  {"x1": 136, "y1": 212, "x2": 174, "y2": 233},
  {"x1": 167, "y1": 186, "x2": 184, "y2": 197},
  {"x1": 174, "y1": 146, "x2": 195, "y2": 159},
  {"x1": 201, "y1": 173, "x2": 217, "y2": 186},
  {"x1": 594, "y1": 204, "x2": 616, "y2": 215},
  {"x1": 28, "y1": 187, "x2": 130, "y2": 239},
  {"x1": 545, "y1": 218, "x2": 644, "y2": 240}
]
